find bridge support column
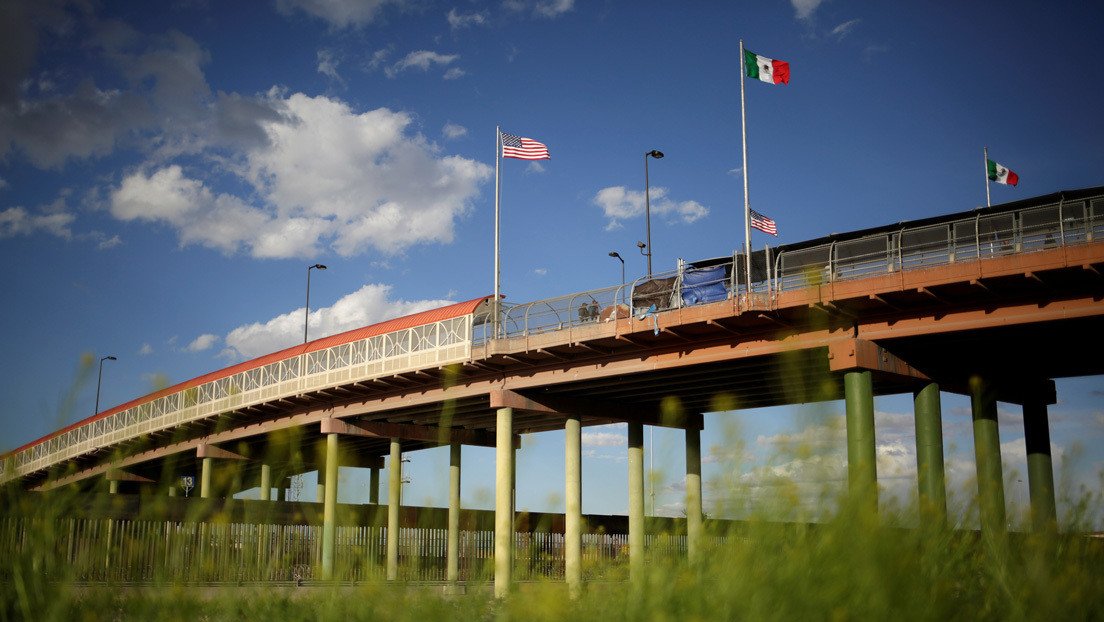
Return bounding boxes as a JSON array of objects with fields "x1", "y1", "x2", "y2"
[
  {"x1": 565, "y1": 414, "x2": 582, "y2": 598},
  {"x1": 969, "y1": 376, "x2": 1007, "y2": 535},
  {"x1": 200, "y1": 456, "x2": 212, "y2": 499},
  {"x1": 447, "y1": 442, "x2": 462, "y2": 585},
  {"x1": 387, "y1": 437, "x2": 401, "y2": 581},
  {"x1": 628, "y1": 421, "x2": 645, "y2": 584},
  {"x1": 494, "y1": 407, "x2": 514, "y2": 599},
  {"x1": 108, "y1": 478, "x2": 119, "y2": 495},
  {"x1": 844, "y1": 370, "x2": 878, "y2": 514},
  {"x1": 260, "y1": 463, "x2": 272, "y2": 502},
  {"x1": 369, "y1": 466, "x2": 380, "y2": 505},
  {"x1": 278, "y1": 478, "x2": 288, "y2": 502},
  {"x1": 1023, "y1": 398, "x2": 1058, "y2": 534},
  {"x1": 321, "y1": 433, "x2": 339, "y2": 580},
  {"x1": 913, "y1": 383, "x2": 947, "y2": 525},
  {"x1": 685, "y1": 425, "x2": 703, "y2": 564}
]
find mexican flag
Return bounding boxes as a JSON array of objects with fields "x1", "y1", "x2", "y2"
[
  {"x1": 744, "y1": 49, "x2": 790, "y2": 84},
  {"x1": 987, "y1": 160, "x2": 1019, "y2": 186}
]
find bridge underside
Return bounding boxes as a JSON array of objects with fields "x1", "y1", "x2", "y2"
[{"x1": 26, "y1": 242, "x2": 1104, "y2": 492}]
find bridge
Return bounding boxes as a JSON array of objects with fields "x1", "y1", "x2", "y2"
[{"x1": 4, "y1": 186, "x2": 1103, "y2": 595}]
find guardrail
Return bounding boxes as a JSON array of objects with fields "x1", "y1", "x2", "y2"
[{"x1": 492, "y1": 192, "x2": 1103, "y2": 340}]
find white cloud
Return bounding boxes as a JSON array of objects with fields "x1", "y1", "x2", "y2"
[
  {"x1": 443, "y1": 67, "x2": 466, "y2": 80},
  {"x1": 830, "y1": 18, "x2": 861, "y2": 39},
  {"x1": 442, "y1": 123, "x2": 467, "y2": 139},
  {"x1": 593, "y1": 186, "x2": 709, "y2": 230},
  {"x1": 317, "y1": 49, "x2": 342, "y2": 80},
  {"x1": 582, "y1": 431, "x2": 624, "y2": 447},
  {"x1": 186, "y1": 333, "x2": 220, "y2": 352},
  {"x1": 224, "y1": 283, "x2": 456, "y2": 359},
  {"x1": 274, "y1": 0, "x2": 409, "y2": 28},
  {"x1": 447, "y1": 9, "x2": 486, "y2": 29},
  {"x1": 504, "y1": 0, "x2": 574, "y2": 18},
  {"x1": 791, "y1": 0, "x2": 825, "y2": 20},
  {"x1": 0, "y1": 205, "x2": 76, "y2": 239},
  {"x1": 138, "y1": 343, "x2": 153, "y2": 355},
  {"x1": 385, "y1": 50, "x2": 460, "y2": 78}
]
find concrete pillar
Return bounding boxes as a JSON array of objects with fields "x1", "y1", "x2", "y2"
[
  {"x1": 278, "y1": 478, "x2": 288, "y2": 502},
  {"x1": 321, "y1": 433, "x2": 339, "y2": 579},
  {"x1": 685, "y1": 425, "x2": 703, "y2": 564},
  {"x1": 369, "y1": 466, "x2": 380, "y2": 505},
  {"x1": 844, "y1": 370, "x2": 878, "y2": 514},
  {"x1": 200, "y1": 456, "x2": 213, "y2": 499},
  {"x1": 1023, "y1": 398, "x2": 1058, "y2": 533},
  {"x1": 108, "y1": 478, "x2": 119, "y2": 495},
  {"x1": 628, "y1": 421, "x2": 645, "y2": 583},
  {"x1": 969, "y1": 375, "x2": 1006, "y2": 534},
  {"x1": 913, "y1": 383, "x2": 947, "y2": 524},
  {"x1": 387, "y1": 437, "x2": 401, "y2": 581},
  {"x1": 168, "y1": 485, "x2": 178, "y2": 497},
  {"x1": 447, "y1": 442, "x2": 462, "y2": 584},
  {"x1": 494, "y1": 408, "x2": 514, "y2": 599},
  {"x1": 565, "y1": 415, "x2": 582, "y2": 598},
  {"x1": 260, "y1": 463, "x2": 272, "y2": 502}
]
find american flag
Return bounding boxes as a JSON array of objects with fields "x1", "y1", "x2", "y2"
[
  {"x1": 501, "y1": 132, "x2": 550, "y2": 160},
  {"x1": 750, "y1": 209, "x2": 778, "y2": 236}
]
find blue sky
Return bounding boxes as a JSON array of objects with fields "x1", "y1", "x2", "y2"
[{"x1": 1, "y1": 0, "x2": 1102, "y2": 529}]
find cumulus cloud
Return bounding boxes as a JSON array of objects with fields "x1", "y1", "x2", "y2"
[
  {"x1": 224, "y1": 283, "x2": 456, "y2": 359},
  {"x1": 186, "y1": 333, "x2": 220, "y2": 352},
  {"x1": 504, "y1": 0, "x2": 574, "y2": 18},
  {"x1": 0, "y1": 204, "x2": 75, "y2": 239},
  {"x1": 442, "y1": 123, "x2": 467, "y2": 139},
  {"x1": 385, "y1": 50, "x2": 460, "y2": 78},
  {"x1": 593, "y1": 186, "x2": 709, "y2": 230},
  {"x1": 582, "y1": 431, "x2": 624, "y2": 447},
  {"x1": 274, "y1": 0, "x2": 409, "y2": 28},
  {"x1": 317, "y1": 49, "x2": 342, "y2": 81}
]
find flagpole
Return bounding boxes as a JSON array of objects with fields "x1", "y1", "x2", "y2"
[
  {"x1": 984, "y1": 146, "x2": 991, "y2": 208},
  {"x1": 739, "y1": 39, "x2": 753, "y2": 295},
  {"x1": 494, "y1": 126, "x2": 501, "y2": 338}
]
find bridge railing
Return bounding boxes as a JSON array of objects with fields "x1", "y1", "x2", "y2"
[
  {"x1": 3, "y1": 314, "x2": 479, "y2": 482},
  {"x1": 491, "y1": 192, "x2": 1103, "y2": 340}
]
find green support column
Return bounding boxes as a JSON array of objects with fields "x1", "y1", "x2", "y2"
[
  {"x1": 685, "y1": 425, "x2": 703, "y2": 564},
  {"x1": 321, "y1": 433, "x2": 339, "y2": 579},
  {"x1": 447, "y1": 442, "x2": 462, "y2": 585},
  {"x1": 168, "y1": 485, "x2": 178, "y2": 497},
  {"x1": 494, "y1": 407, "x2": 514, "y2": 599},
  {"x1": 628, "y1": 421, "x2": 645, "y2": 584},
  {"x1": 913, "y1": 383, "x2": 947, "y2": 525},
  {"x1": 565, "y1": 415, "x2": 582, "y2": 598},
  {"x1": 369, "y1": 466, "x2": 380, "y2": 505},
  {"x1": 387, "y1": 437, "x2": 401, "y2": 581},
  {"x1": 969, "y1": 375, "x2": 1007, "y2": 535},
  {"x1": 200, "y1": 456, "x2": 213, "y2": 499},
  {"x1": 844, "y1": 370, "x2": 878, "y2": 514},
  {"x1": 278, "y1": 478, "x2": 288, "y2": 502},
  {"x1": 260, "y1": 463, "x2": 272, "y2": 502},
  {"x1": 108, "y1": 479, "x2": 119, "y2": 495},
  {"x1": 1023, "y1": 398, "x2": 1058, "y2": 534}
]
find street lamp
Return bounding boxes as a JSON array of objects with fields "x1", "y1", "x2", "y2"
[
  {"x1": 305, "y1": 263, "x2": 327, "y2": 343},
  {"x1": 643, "y1": 149, "x2": 664, "y2": 276},
  {"x1": 608, "y1": 251, "x2": 625, "y2": 285},
  {"x1": 95, "y1": 355, "x2": 116, "y2": 415}
]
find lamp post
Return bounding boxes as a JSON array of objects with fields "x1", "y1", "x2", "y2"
[
  {"x1": 608, "y1": 252, "x2": 625, "y2": 285},
  {"x1": 643, "y1": 149, "x2": 664, "y2": 276},
  {"x1": 95, "y1": 355, "x2": 116, "y2": 415},
  {"x1": 305, "y1": 263, "x2": 327, "y2": 343}
]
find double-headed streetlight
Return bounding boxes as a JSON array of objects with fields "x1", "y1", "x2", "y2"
[
  {"x1": 305, "y1": 263, "x2": 327, "y2": 343},
  {"x1": 639, "y1": 149, "x2": 664, "y2": 276},
  {"x1": 95, "y1": 355, "x2": 116, "y2": 415}
]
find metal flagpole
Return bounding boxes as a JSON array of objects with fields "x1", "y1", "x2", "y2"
[
  {"x1": 494, "y1": 126, "x2": 501, "y2": 338},
  {"x1": 739, "y1": 39, "x2": 753, "y2": 295},
  {"x1": 984, "y1": 146, "x2": 991, "y2": 208}
]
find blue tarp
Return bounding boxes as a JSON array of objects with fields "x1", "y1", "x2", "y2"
[{"x1": 680, "y1": 265, "x2": 728, "y2": 306}]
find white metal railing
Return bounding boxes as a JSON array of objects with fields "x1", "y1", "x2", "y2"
[
  {"x1": 3, "y1": 315, "x2": 476, "y2": 482},
  {"x1": 490, "y1": 193, "x2": 1103, "y2": 341}
]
